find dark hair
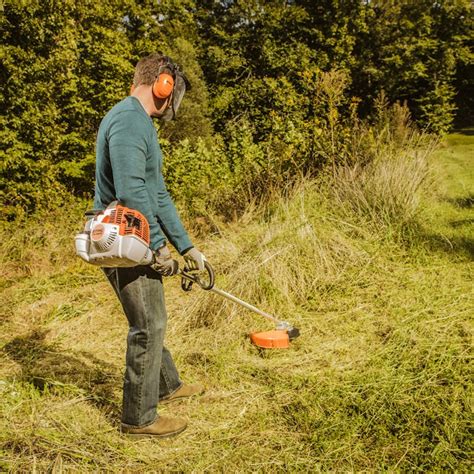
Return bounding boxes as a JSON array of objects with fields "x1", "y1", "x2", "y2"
[{"x1": 132, "y1": 53, "x2": 165, "y2": 86}]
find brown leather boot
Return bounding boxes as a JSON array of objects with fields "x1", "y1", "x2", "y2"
[
  {"x1": 160, "y1": 383, "x2": 205, "y2": 405},
  {"x1": 121, "y1": 416, "x2": 187, "y2": 438}
]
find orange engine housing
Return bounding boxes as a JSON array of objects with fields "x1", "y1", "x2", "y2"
[{"x1": 101, "y1": 204, "x2": 150, "y2": 244}]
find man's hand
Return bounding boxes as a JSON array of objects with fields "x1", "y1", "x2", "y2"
[
  {"x1": 152, "y1": 244, "x2": 179, "y2": 276},
  {"x1": 183, "y1": 247, "x2": 206, "y2": 272}
]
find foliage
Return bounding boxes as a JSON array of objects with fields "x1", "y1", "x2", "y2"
[
  {"x1": 1, "y1": 0, "x2": 134, "y2": 218},
  {"x1": 1, "y1": 0, "x2": 472, "y2": 218},
  {"x1": 350, "y1": 0, "x2": 472, "y2": 133},
  {"x1": 0, "y1": 0, "x2": 211, "y2": 218},
  {"x1": 161, "y1": 136, "x2": 233, "y2": 218}
]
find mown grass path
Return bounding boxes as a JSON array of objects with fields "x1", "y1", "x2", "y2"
[
  {"x1": 429, "y1": 129, "x2": 474, "y2": 261},
  {"x1": 1, "y1": 131, "x2": 472, "y2": 471}
]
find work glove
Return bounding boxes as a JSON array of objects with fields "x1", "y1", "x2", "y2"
[
  {"x1": 152, "y1": 244, "x2": 179, "y2": 276},
  {"x1": 183, "y1": 247, "x2": 206, "y2": 272}
]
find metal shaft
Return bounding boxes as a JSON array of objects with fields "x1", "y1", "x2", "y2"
[
  {"x1": 209, "y1": 286, "x2": 281, "y2": 325},
  {"x1": 179, "y1": 268, "x2": 290, "y2": 329}
]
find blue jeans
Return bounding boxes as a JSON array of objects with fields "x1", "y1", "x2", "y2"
[{"x1": 103, "y1": 265, "x2": 182, "y2": 427}]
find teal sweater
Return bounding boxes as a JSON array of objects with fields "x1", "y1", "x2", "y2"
[{"x1": 93, "y1": 96, "x2": 193, "y2": 253}]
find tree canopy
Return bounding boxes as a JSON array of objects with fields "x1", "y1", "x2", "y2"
[{"x1": 1, "y1": 0, "x2": 472, "y2": 218}]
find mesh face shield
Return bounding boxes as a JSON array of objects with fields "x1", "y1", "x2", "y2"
[{"x1": 158, "y1": 58, "x2": 190, "y2": 121}]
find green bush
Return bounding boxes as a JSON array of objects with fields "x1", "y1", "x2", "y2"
[
  {"x1": 416, "y1": 82, "x2": 458, "y2": 134},
  {"x1": 162, "y1": 136, "x2": 233, "y2": 218}
]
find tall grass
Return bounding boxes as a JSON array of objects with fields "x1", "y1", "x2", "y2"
[
  {"x1": 331, "y1": 135, "x2": 437, "y2": 234},
  {"x1": 178, "y1": 126, "x2": 438, "y2": 340}
]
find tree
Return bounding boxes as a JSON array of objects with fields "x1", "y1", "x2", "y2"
[
  {"x1": 1, "y1": 0, "x2": 135, "y2": 217},
  {"x1": 351, "y1": 0, "x2": 472, "y2": 132}
]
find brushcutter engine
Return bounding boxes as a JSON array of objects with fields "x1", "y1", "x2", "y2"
[{"x1": 75, "y1": 202, "x2": 154, "y2": 267}]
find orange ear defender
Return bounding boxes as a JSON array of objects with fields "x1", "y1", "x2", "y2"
[{"x1": 152, "y1": 73, "x2": 174, "y2": 99}]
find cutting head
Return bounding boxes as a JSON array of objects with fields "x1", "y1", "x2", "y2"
[
  {"x1": 250, "y1": 323, "x2": 300, "y2": 349},
  {"x1": 250, "y1": 329, "x2": 290, "y2": 349}
]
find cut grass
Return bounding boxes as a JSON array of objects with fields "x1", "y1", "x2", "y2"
[
  {"x1": 425, "y1": 130, "x2": 474, "y2": 262},
  {"x1": 0, "y1": 132, "x2": 472, "y2": 471}
]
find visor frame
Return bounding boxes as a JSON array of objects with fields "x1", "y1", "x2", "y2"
[{"x1": 156, "y1": 57, "x2": 191, "y2": 121}]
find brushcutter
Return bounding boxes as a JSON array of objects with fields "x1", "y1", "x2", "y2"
[
  {"x1": 178, "y1": 261, "x2": 300, "y2": 349},
  {"x1": 75, "y1": 202, "x2": 300, "y2": 349}
]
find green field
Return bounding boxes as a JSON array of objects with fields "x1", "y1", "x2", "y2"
[{"x1": 1, "y1": 132, "x2": 472, "y2": 471}]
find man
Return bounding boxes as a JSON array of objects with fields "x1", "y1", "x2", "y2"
[{"x1": 93, "y1": 53, "x2": 205, "y2": 438}]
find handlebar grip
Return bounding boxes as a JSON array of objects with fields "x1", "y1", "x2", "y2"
[
  {"x1": 199, "y1": 260, "x2": 215, "y2": 290},
  {"x1": 180, "y1": 260, "x2": 215, "y2": 291}
]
